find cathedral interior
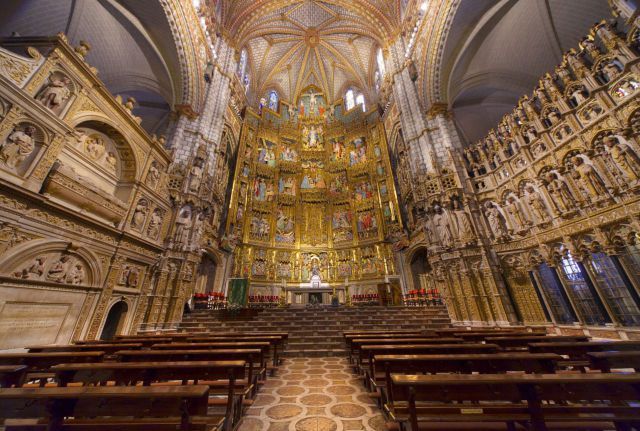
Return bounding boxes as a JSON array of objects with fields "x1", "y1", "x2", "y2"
[{"x1": 1, "y1": 0, "x2": 640, "y2": 429}]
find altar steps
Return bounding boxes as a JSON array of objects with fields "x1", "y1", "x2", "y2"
[{"x1": 179, "y1": 306, "x2": 451, "y2": 357}]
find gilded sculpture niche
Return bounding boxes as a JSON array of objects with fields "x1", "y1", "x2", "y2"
[{"x1": 226, "y1": 88, "x2": 402, "y2": 286}]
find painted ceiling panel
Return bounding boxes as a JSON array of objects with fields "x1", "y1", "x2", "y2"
[{"x1": 224, "y1": 0, "x2": 393, "y2": 104}]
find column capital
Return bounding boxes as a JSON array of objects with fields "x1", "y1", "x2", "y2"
[{"x1": 426, "y1": 103, "x2": 450, "y2": 119}]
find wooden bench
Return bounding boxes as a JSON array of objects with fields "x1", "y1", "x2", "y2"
[
  {"x1": 186, "y1": 336, "x2": 284, "y2": 367},
  {"x1": 435, "y1": 327, "x2": 537, "y2": 336},
  {"x1": 0, "y1": 352, "x2": 105, "y2": 386},
  {"x1": 373, "y1": 353, "x2": 561, "y2": 405},
  {"x1": 348, "y1": 337, "x2": 461, "y2": 366},
  {"x1": 360, "y1": 344, "x2": 499, "y2": 384},
  {"x1": 150, "y1": 342, "x2": 270, "y2": 378},
  {"x1": 588, "y1": 351, "x2": 640, "y2": 372},
  {"x1": 0, "y1": 366, "x2": 27, "y2": 388},
  {"x1": 453, "y1": 331, "x2": 547, "y2": 343},
  {"x1": 105, "y1": 337, "x2": 173, "y2": 347},
  {"x1": 0, "y1": 385, "x2": 220, "y2": 431},
  {"x1": 115, "y1": 349, "x2": 262, "y2": 398},
  {"x1": 27, "y1": 344, "x2": 143, "y2": 355},
  {"x1": 388, "y1": 373, "x2": 640, "y2": 431},
  {"x1": 528, "y1": 340, "x2": 640, "y2": 370},
  {"x1": 51, "y1": 360, "x2": 246, "y2": 430},
  {"x1": 485, "y1": 335, "x2": 589, "y2": 350},
  {"x1": 344, "y1": 332, "x2": 430, "y2": 363}
]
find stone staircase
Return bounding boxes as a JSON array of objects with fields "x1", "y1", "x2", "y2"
[{"x1": 179, "y1": 306, "x2": 451, "y2": 357}]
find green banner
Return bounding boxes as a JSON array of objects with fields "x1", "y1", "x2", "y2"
[{"x1": 228, "y1": 278, "x2": 249, "y2": 306}]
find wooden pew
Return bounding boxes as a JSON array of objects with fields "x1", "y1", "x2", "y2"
[
  {"x1": 485, "y1": 335, "x2": 589, "y2": 350},
  {"x1": 388, "y1": 373, "x2": 640, "y2": 431},
  {"x1": 360, "y1": 344, "x2": 499, "y2": 384},
  {"x1": 436, "y1": 326, "x2": 546, "y2": 337},
  {"x1": 27, "y1": 344, "x2": 143, "y2": 355},
  {"x1": 104, "y1": 337, "x2": 172, "y2": 347},
  {"x1": 348, "y1": 337, "x2": 461, "y2": 366},
  {"x1": 0, "y1": 385, "x2": 217, "y2": 431},
  {"x1": 453, "y1": 331, "x2": 547, "y2": 343},
  {"x1": 51, "y1": 361, "x2": 246, "y2": 430},
  {"x1": 186, "y1": 336, "x2": 284, "y2": 367},
  {"x1": 344, "y1": 332, "x2": 427, "y2": 363},
  {"x1": 149, "y1": 342, "x2": 270, "y2": 379},
  {"x1": 0, "y1": 366, "x2": 27, "y2": 388},
  {"x1": 0, "y1": 352, "x2": 105, "y2": 386},
  {"x1": 588, "y1": 351, "x2": 640, "y2": 372},
  {"x1": 115, "y1": 349, "x2": 262, "y2": 398},
  {"x1": 373, "y1": 353, "x2": 561, "y2": 405},
  {"x1": 528, "y1": 340, "x2": 640, "y2": 370}
]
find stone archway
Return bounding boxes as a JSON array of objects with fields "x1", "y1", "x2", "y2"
[
  {"x1": 196, "y1": 253, "x2": 219, "y2": 294},
  {"x1": 408, "y1": 247, "x2": 431, "y2": 292},
  {"x1": 100, "y1": 300, "x2": 129, "y2": 341}
]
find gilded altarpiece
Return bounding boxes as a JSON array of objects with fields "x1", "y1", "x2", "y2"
[{"x1": 227, "y1": 91, "x2": 402, "y2": 286}]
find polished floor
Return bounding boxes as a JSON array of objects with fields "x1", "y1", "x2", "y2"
[{"x1": 238, "y1": 357, "x2": 386, "y2": 431}]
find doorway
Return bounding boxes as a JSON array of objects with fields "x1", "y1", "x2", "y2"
[{"x1": 100, "y1": 300, "x2": 128, "y2": 340}]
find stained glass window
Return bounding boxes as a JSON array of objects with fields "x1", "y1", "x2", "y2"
[
  {"x1": 376, "y1": 48, "x2": 386, "y2": 76},
  {"x1": 238, "y1": 49, "x2": 248, "y2": 78},
  {"x1": 268, "y1": 91, "x2": 279, "y2": 111},
  {"x1": 345, "y1": 89, "x2": 355, "y2": 110},
  {"x1": 559, "y1": 253, "x2": 608, "y2": 325},
  {"x1": 535, "y1": 264, "x2": 574, "y2": 324},
  {"x1": 588, "y1": 252, "x2": 640, "y2": 325},
  {"x1": 356, "y1": 94, "x2": 365, "y2": 112}
]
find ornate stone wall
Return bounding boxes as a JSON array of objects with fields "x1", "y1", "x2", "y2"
[
  {"x1": 0, "y1": 33, "x2": 235, "y2": 347},
  {"x1": 394, "y1": 18, "x2": 640, "y2": 338}
]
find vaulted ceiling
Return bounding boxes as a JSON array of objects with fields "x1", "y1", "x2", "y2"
[
  {"x1": 429, "y1": 0, "x2": 612, "y2": 144},
  {"x1": 0, "y1": 0, "x2": 188, "y2": 135},
  {"x1": 219, "y1": 0, "x2": 401, "y2": 104}
]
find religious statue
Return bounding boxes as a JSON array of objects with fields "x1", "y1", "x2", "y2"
[
  {"x1": 105, "y1": 151, "x2": 117, "y2": 171},
  {"x1": 46, "y1": 255, "x2": 71, "y2": 283},
  {"x1": 174, "y1": 206, "x2": 193, "y2": 245},
  {"x1": 504, "y1": 196, "x2": 529, "y2": 233},
  {"x1": 121, "y1": 266, "x2": 139, "y2": 287},
  {"x1": 309, "y1": 92, "x2": 319, "y2": 115},
  {"x1": 0, "y1": 126, "x2": 36, "y2": 169},
  {"x1": 288, "y1": 104, "x2": 296, "y2": 120},
  {"x1": 524, "y1": 185, "x2": 550, "y2": 223},
  {"x1": 565, "y1": 49, "x2": 590, "y2": 77},
  {"x1": 604, "y1": 135, "x2": 640, "y2": 183},
  {"x1": 571, "y1": 155, "x2": 609, "y2": 200},
  {"x1": 37, "y1": 75, "x2": 72, "y2": 111},
  {"x1": 484, "y1": 202, "x2": 509, "y2": 240},
  {"x1": 544, "y1": 172, "x2": 576, "y2": 215},
  {"x1": 603, "y1": 61, "x2": 622, "y2": 82},
  {"x1": 15, "y1": 257, "x2": 46, "y2": 279},
  {"x1": 131, "y1": 199, "x2": 148, "y2": 229},
  {"x1": 570, "y1": 86, "x2": 588, "y2": 105},
  {"x1": 188, "y1": 159, "x2": 204, "y2": 193},
  {"x1": 450, "y1": 199, "x2": 475, "y2": 245},
  {"x1": 147, "y1": 209, "x2": 163, "y2": 239},
  {"x1": 432, "y1": 204, "x2": 453, "y2": 248},
  {"x1": 275, "y1": 209, "x2": 295, "y2": 243},
  {"x1": 146, "y1": 162, "x2": 160, "y2": 188},
  {"x1": 85, "y1": 136, "x2": 105, "y2": 160},
  {"x1": 68, "y1": 263, "x2": 85, "y2": 285}
]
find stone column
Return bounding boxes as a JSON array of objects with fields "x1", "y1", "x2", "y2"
[{"x1": 388, "y1": 39, "x2": 433, "y2": 173}]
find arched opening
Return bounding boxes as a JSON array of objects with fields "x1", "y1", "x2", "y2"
[
  {"x1": 100, "y1": 300, "x2": 128, "y2": 341},
  {"x1": 409, "y1": 248, "x2": 431, "y2": 291},
  {"x1": 196, "y1": 254, "x2": 218, "y2": 294}
]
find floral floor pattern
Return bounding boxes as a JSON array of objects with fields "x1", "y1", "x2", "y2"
[{"x1": 238, "y1": 356, "x2": 386, "y2": 431}]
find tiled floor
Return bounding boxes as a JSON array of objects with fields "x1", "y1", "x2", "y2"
[{"x1": 238, "y1": 357, "x2": 386, "y2": 431}]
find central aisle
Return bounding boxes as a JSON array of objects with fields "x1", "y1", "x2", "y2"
[{"x1": 239, "y1": 357, "x2": 386, "y2": 431}]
